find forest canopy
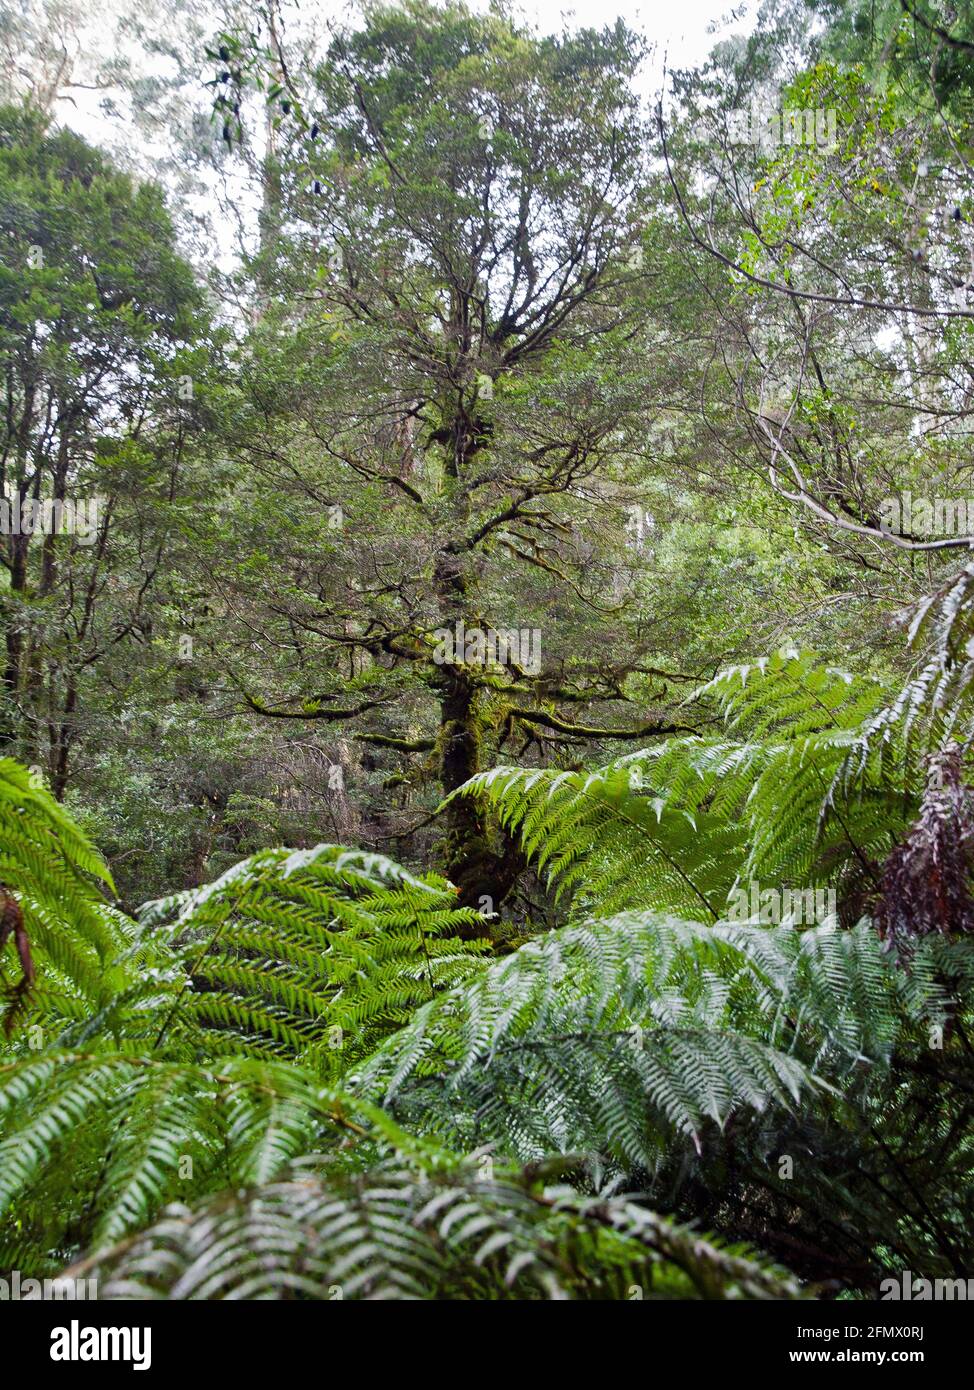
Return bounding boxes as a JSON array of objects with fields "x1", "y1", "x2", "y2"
[{"x1": 1, "y1": 0, "x2": 974, "y2": 1315}]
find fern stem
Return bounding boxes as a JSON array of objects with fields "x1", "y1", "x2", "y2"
[{"x1": 603, "y1": 799, "x2": 721, "y2": 920}]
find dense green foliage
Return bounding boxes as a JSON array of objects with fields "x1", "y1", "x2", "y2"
[{"x1": 1, "y1": 0, "x2": 974, "y2": 1301}]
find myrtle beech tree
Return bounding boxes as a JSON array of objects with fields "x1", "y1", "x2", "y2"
[{"x1": 209, "y1": 1, "x2": 701, "y2": 908}]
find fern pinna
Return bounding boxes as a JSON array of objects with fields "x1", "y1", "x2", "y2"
[
  {"x1": 135, "y1": 844, "x2": 488, "y2": 1070},
  {"x1": 0, "y1": 759, "x2": 121, "y2": 1033}
]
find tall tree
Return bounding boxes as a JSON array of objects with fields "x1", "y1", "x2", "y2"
[
  {"x1": 0, "y1": 104, "x2": 212, "y2": 793},
  {"x1": 210, "y1": 1, "x2": 700, "y2": 908}
]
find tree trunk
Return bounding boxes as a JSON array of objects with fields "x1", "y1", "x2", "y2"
[{"x1": 432, "y1": 522, "x2": 524, "y2": 915}]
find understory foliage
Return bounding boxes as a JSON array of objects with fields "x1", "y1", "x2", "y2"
[
  {"x1": 4, "y1": 0, "x2": 974, "y2": 1307},
  {"x1": 3, "y1": 629, "x2": 974, "y2": 1294},
  {"x1": 452, "y1": 648, "x2": 901, "y2": 924}
]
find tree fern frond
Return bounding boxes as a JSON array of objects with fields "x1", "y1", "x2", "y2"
[
  {"x1": 353, "y1": 908, "x2": 970, "y2": 1181},
  {"x1": 453, "y1": 651, "x2": 907, "y2": 921},
  {"x1": 0, "y1": 759, "x2": 122, "y2": 1030},
  {"x1": 77, "y1": 1152, "x2": 803, "y2": 1301},
  {"x1": 0, "y1": 1050, "x2": 384, "y2": 1261},
  {"x1": 134, "y1": 844, "x2": 489, "y2": 1068}
]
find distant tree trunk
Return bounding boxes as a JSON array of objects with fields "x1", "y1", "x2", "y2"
[
  {"x1": 51, "y1": 680, "x2": 76, "y2": 800},
  {"x1": 3, "y1": 532, "x2": 28, "y2": 707}
]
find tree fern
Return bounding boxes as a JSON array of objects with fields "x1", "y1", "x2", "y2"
[
  {"x1": 0, "y1": 1050, "x2": 389, "y2": 1269},
  {"x1": 834, "y1": 561, "x2": 974, "y2": 792},
  {"x1": 75, "y1": 1150, "x2": 803, "y2": 1301},
  {"x1": 0, "y1": 820, "x2": 493, "y2": 1273},
  {"x1": 352, "y1": 908, "x2": 964, "y2": 1162},
  {"x1": 134, "y1": 844, "x2": 489, "y2": 1070},
  {"x1": 351, "y1": 906, "x2": 974, "y2": 1283},
  {"x1": 452, "y1": 650, "x2": 908, "y2": 922},
  {"x1": 3, "y1": 734, "x2": 972, "y2": 1296},
  {"x1": 0, "y1": 759, "x2": 120, "y2": 1031}
]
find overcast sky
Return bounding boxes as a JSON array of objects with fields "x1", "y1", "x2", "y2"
[
  {"x1": 48, "y1": 0, "x2": 759, "y2": 272},
  {"x1": 514, "y1": 0, "x2": 752, "y2": 69},
  {"x1": 490, "y1": 0, "x2": 752, "y2": 62},
  {"x1": 61, "y1": 0, "x2": 757, "y2": 142}
]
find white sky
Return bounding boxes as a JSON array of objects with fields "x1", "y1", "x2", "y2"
[
  {"x1": 509, "y1": 0, "x2": 758, "y2": 99},
  {"x1": 518, "y1": 0, "x2": 753, "y2": 71},
  {"x1": 58, "y1": 0, "x2": 756, "y2": 142},
  {"x1": 42, "y1": 0, "x2": 758, "y2": 276}
]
